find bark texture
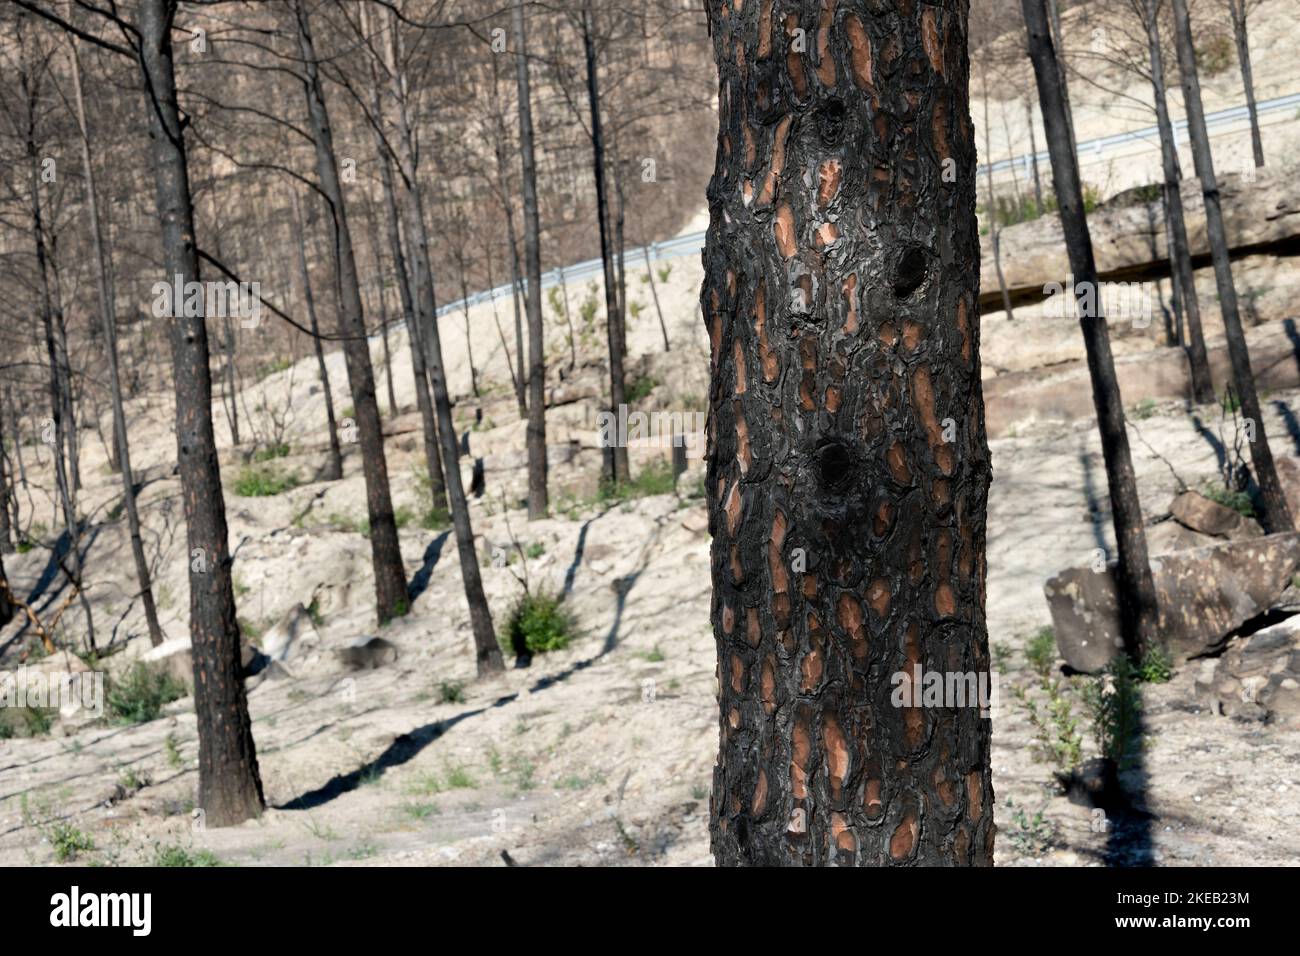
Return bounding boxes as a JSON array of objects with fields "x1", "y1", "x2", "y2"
[
  {"x1": 705, "y1": 0, "x2": 994, "y2": 866},
  {"x1": 139, "y1": 0, "x2": 263, "y2": 826}
]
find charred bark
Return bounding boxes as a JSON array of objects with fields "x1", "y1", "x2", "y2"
[
  {"x1": 1172, "y1": 0, "x2": 1292, "y2": 533},
  {"x1": 705, "y1": 0, "x2": 994, "y2": 866}
]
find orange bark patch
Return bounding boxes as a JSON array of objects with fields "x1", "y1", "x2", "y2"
[
  {"x1": 754, "y1": 281, "x2": 779, "y2": 382},
  {"x1": 758, "y1": 0, "x2": 774, "y2": 58},
  {"x1": 724, "y1": 480, "x2": 743, "y2": 535},
  {"x1": 889, "y1": 811, "x2": 919, "y2": 861},
  {"x1": 935, "y1": 582, "x2": 956, "y2": 617},
  {"x1": 867, "y1": 578, "x2": 890, "y2": 619},
  {"x1": 774, "y1": 203, "x2": 797, "y2": 258},
  {"x1": 733, "y1": 339, "x2": 747, "y2": 394},
  {"x1": 874, "y1": 500, "x2": 894, "y2": 536},
  {"x1": 957, "y1": 296, "x2": 971, "y2": 364},
  {"x1": 841, "y1": 272, "x2": 858, "y2": 334},
  {"x1": 912, "y1": 365, "x2": 954, "y2": 476},
  {"x1": 823, "y1": 713, "x2": 850, "y2": 799},
  {"x1": 791, "y1": 712, "x2": 812, "y2": 799},
  {"x1": 722, "y1": 602, "x2": 735, "y2": 635},
  {"x1": 785, "y1": 14, "x2": 809, "y2": 100},
  {"x1": 815, "y1": 221, "x2": 839, "y2": 248},
  {"x1": 921, "y1": 6, "x2": 945, "y2": 75},
  {"x1": 879, "y1": 322, "x2": 898, "y2": 348},
  {"x1": 966, "y1": 770, "x2": 983, "y2": 823},
  {"x1": 886, "y1": 440, "x2": 910, "y2": 483},
  {"x1": 817, "y1": 158, "x2": 843, "y2": 209},
  {"x1": 836, "y1": 593, "x2": 868, "y2": 659},
  {"x1": 800, "y1": 635, "x2": 824, "y2": 691},
  {"x1": 752, "y1": 767, "x2": 769, "y2": 816},
  {"x1": 757, "y1": 115, "x2": 793, "y2": 206},
  {"x1": 902, "y1": 319, "x2": 924, "y2": 352},
  {"x1": 864, "y1": 779, "x2": 883, "y2": 818},
  {"x1": 815, "y1": 0, "x2": 836, "y2": 87},
  {"x1": 825, "y1": 386, "x2": 841, "y2": 413},
  {"x1": 831, "y1": 812, "x2": 856, "y2": 853},
  {"x1": 746, "y1": 606, "x2": 762, "y2": 648},
  {"x1": 730, "y1": 653, "x2": 745, "y2": 693},
  {"x1": 932, "y1": 95, "x2": 950, "y2": 163},
  {"x1": 844, "y1": 14, "x2": 873, "y2": 91},
  {"x1": 735, "y1": 403, "x2": 751, "y2": 475},
  {"x1": 760, "y1": 655, "x2": 776, "y2": 713}
]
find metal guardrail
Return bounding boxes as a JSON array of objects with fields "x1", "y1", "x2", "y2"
[{"x1": 427, "y1": 90, "x2": 1300, "y2": 322}]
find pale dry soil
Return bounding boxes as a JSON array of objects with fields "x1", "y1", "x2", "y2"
[{"x1": 2, "y1": 379, "x2": 1298, "y2": 867}]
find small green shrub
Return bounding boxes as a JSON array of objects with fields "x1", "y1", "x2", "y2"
[
  {"x1": 47, "y1": 823, "x2": 95, "y2": 862},
  {"x1": 0, "y1": 705, "x2": 56, "y2": 739},
  {"x1": 233, "y1": 464, "x2": 299, "y2": 497},
  {"x1": 252, "y1": 443, "x2": 291, "y2": 462},
  {"x1": 1130, "y1": 398, "x2": 1158, "y2": 420},
  {"x1": 1024, "y1": 626, "x2": 1057, "y2": 677},
  {"x1": 1138, "y1": 644, "x2": 1174, "y2": 684},
  {"x1": 437, "y1": 680, "x2": 465, "y2": 704},
  {"x1": 1083, "y1": 656, "x2": 1144, "y2": 770},
  {"x1": 153, "y1": 843, "x2": 221, "y2": 867},
  {"x1": 624, "y1": 374, "x2": 658, "y2": 405},
  {"x1": 107, "y1": 662, "x2": 187, "y2": 725},
  {"x1": 1196, "y1": 34, "x2": 1234, "y2": 77},
  {"x1": 1202, "y1": 481, "x2": 1254, "y2": 518},
  {"x1": 1014, "y1": 676, "x2": 1084, "y2": 777},
  {"x1": 505, "y1": 592, "x2": 577, "y2": 656}
]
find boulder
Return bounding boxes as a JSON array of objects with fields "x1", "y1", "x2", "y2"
[
  {"x1": 1044, "y1": 532, "x2": 1300, "y2": 673},
  {"x1": 1168, "y1": 490, "x2": 1262, "y2": 540},
  {"x1": 335, "y1": 636, "x2": 398, "y2": 671},
  {"x1": 1194, "y1": 615, "x2": 1300, "y2": 726},
  {"x1": 260, "y1": 603, "x2": 321, "y2": 663}
]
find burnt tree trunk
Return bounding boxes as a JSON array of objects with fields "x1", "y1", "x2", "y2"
[
  {"x1": 70, "y1": 33, "x2": 165, "y2": 646},
  {"x1": 138, "y1": 0, "x2": 263, "y2": 825},
  {"x1": 583, "y1": 2, "x2": 630, "y2": 485},
  {"x1": 289, "y1": 185, "x2": 344, "y2": 481},
  {"x1": 705, "y1": 0, "x2": 994, "y2": 866},
  {"x1": 1228, "y1": 0, "x2": 1264, "y2": 168},
  {"x1": 1172, "y1": 0, "x2": 1293, "y2": 532},
  {"x1": 380, "y1": 9, "x2": 501, "y2": 673},
  {"x1": 512, "y1": 0, "x2": 549, "y2": 520},
  {"x1": 1143, "y1": 0, "x2": 1214, "y2": 404},
  {"x1": 1024, "y1": 0, "x2": 1161, "y2": 657},
  {"x1": 293, "y1": 0, "x2": 410, "y2": 621}
]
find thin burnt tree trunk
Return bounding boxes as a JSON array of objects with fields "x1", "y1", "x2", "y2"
[
  {"x1": 222, "y1": 315, "x2": 241, "y2": 446},
  {"x1": 380, "y1": 9, "x2": 501, "y2": 672},
  {"x1": 290, "y1": 186, "x2": 343, "y2": 481},
  {"x1": 583, "y1": 2, "x2": 629, "y2": 485},
  {"x1": 643, "y1": 244, "x2": 671, "y2": 352},
  {"x1": 1144, "y1": 0, "x2": 1214, "y2": 404},
  {"x1": 1024, "y1": 0, "x2": 1160, "y2": 657},
  {"x1": 293, "y1": 0, "x2": 410, "y2": 621},
  {"x1": 1229, "y1": 0, "x2": 1264, "y2": 168},
  {"x1": 981, "y1": 76, "x2": 1015, "y2": 321},
  {"x1": 1172, "y1": 0, "x2": 1292, "y2": 532},
  {"x1": 138, "y1": 0, "x2": 263, "y2": 825},
  {"x1": 70, "y1": 33, "x2": 165, "y2": 646},
  {"x1": 705, "y1": 0, "x2": 994, "y2": 866},
  {"x1": 1024, "y1": 95, "x2": 1043, "y2": 210},
  {"x1": 0, "y1": 399, "x2": 12, "y2": 555},
  {"x1": 512, "y1": 0, "x2": 549, "y2": 520}
]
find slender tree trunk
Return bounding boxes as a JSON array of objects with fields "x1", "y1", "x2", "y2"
[
  {"x1": 1229, "y1": 0, "x2": 1265, "y2": 168},
  {"x1": 363, "y1": 199, "x2": 399, "y2": 417},
  {"x1": 371, "y1": 117, "x2": 447, "y2": 510},
  {"x1": 293, "y1": 0, "x2": 410, "y2": 621},
  {"x1": 1025, "y1": 95, "x2": 1044, "y2": 210},
  {"x1": 512, "y1": 0, "x2": 549, "y2": 520},
  {"x1": 290, "y1": 186, "x2": 343, "y2": 481},
  {"x1": 583, "y1": 3, "x2": 629, "y2": 484},
  {"x1": 1024, "y1": 0, "x2": 1161, "y2": 657},
  {"x1": 0, "y1": 399, "x2": 12, "y2": 555},
  {"x1": 506, "y1": 208, "x2": 529, "y2": 419},
  {"x1": 982, "y1": 76, "x2": 1015, "y2": 321},
  {"x1": 643, "y1": 244, "x2": 671, "y2": 352},
  {"x1": 0, "y1": 552, "x2": 13, "y2": 629},
  {"x1": 558, "y1": 265, "x2": 577, "y2": 371},
  {"x1": 70, "y1": 34, "x2": 165, "y2": 646},
  {"x1": 29, "y1": 133, "x2": 92, "y2": 650},
  {"x1": 1144, "y1": 0, "x2": 1214, "y2": 404},
  {"x1": 47, "y1": 253, "x2": 81, "y2": 495},
  {"x1": 1172, "y1": 0, "x2": 1292, "y2": 531},
  {"x1": 486, "y1": 239, "x2": 521, "y2": 398},
  {"x1": 222, "y1": 316, "x2": 240, "y2": 446},
  {"x1": 380, "y1": 9, "x2": 502, "y2": 673},
  {"x1": 138, "y1": 0, "x2": 263, "y2": 825},
  {"x1": 705, "y1": 0, "x2": 993, "y2": 866}
]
